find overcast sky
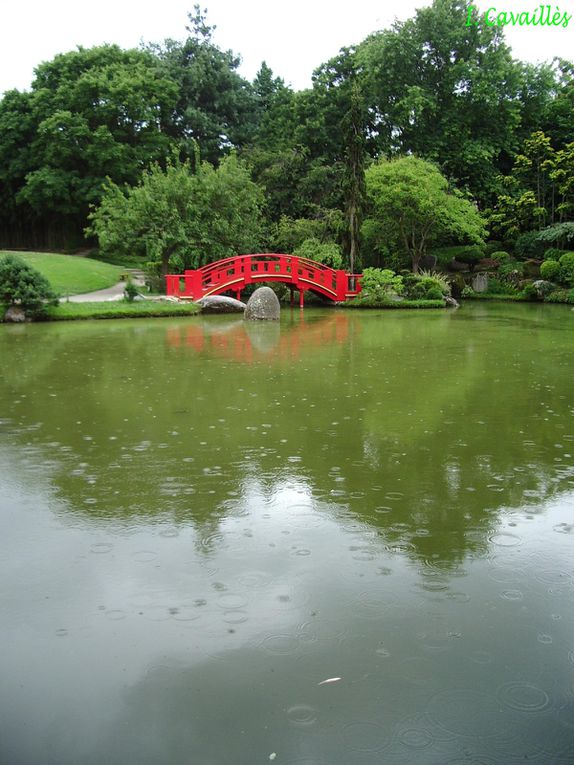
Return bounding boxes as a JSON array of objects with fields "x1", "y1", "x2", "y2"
[{"x1": 1, "y1": 0, "x2": 573, "y2": 96}]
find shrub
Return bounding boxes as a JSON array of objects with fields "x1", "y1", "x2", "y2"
[
  {"x1": 514, "y1": 231, "x2": 546, "y2": 260},
  {"x1": 558, "y1": 252, "x2": 574, "y2": 285},
  {"x1": 498, "y1": 260, "x2": 524, "y2": 282},
  {"x1": 417, "y1": 269, "x2": 452, "y2": 295},
  {"x1": 545, "y1": 288, "x2": 574, "y2": 304},
  {"x1": 425, "y1": 286, "x2": 445, "y2": 301},
  {"x1": 450, "y1": 245, "x2": 484, "y2": 269},
  {"x1": 485, "y1": 278, "x2": 518, "y2": 295},
  {"x1": 544, "y1": 247, "x2": 566, "y2": 261},
  {"x1": 0, "y1": 254, "x2": 58, "y2": 318},
  {"x1": 123, "y1": 278, "x2": 139, "y2": 302},
  {"x1": 405, "y1": 271, "x2": 451, "y2": 300},
  {"x1": 490, "y1": 251, "x2": 511, "y2": 261},
  {"x1": 539, "y1": 260, "x2": 562, "y2": 282},
  {"x1": 521, "y1": 283, "x2": 540, "y2": 300},
  {"x1": 360, "y1": 267, "x2": 405, "y2": 299},
  {"x1": 544, "y1": 289, "x2": 570, "y2": 304}
]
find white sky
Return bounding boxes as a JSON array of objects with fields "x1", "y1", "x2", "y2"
[{"x1": 1, "y1": 0, "x2": 573, "y2": 96}]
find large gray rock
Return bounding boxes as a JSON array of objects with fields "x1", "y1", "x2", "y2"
[
  {"x1": 531, "y1": 280, "x2": 554, "y2": 298},
  {"x1": 197, "y1": 295, "x2": 247, "y2": 313},
  {"x1": 244, "y1": 287, "x2": 280, "y2": 321},
  {"x1": 3, "y1": 305, "x2": 27, "y2": 322},
  {"x1": 471, "y1": 273, "x2": 489, "y2": 293}
]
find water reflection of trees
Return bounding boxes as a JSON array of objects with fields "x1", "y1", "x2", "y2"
[{"x1": 0, "y1": 306, "x2": 572, "y2": 572}]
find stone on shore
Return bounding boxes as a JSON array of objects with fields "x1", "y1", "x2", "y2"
[
  {"x1": 4, "y1": 306, "x2": 27, "y2": 322},
  {"x1": 197, "y1": 295, "x2": 247, "y2": 313},
  {"x1": 244, "y1": 287, "x2": 280, "y2": 321}
]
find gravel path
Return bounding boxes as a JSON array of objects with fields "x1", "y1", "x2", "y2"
[{"x1": 63, "y1": 271, "x2": 146, "y2": 302}]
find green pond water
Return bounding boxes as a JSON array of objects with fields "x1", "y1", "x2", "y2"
[{"x1": 0, "y1": 303, "x2": 573, "y2": 765}]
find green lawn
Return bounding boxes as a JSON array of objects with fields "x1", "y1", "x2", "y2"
[
  {"x1": 0, "y1": 251, "x2": 123, "y2": 295},
  {"x1": 47, "y1": 300, "x2": 201, "y2": 320}
]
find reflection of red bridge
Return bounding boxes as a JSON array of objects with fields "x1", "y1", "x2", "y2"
[
  {"x1": 166, "y1": 312, "x2": 356, "y2": 363},
  {"x1": 165, "y1": 254, "x2": 362, "y2": 307}
]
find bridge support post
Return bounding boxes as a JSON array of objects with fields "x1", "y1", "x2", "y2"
[{"x1": 299, "y1": 288, "x2": 305, "y2": 309}]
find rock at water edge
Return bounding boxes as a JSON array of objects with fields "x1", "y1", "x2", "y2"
[
  {"x1": 4, "y1": 306, "x2": 27, "y2": 322},
  {"x1": 244, "y1": 287, "x2": 280, "y2": 321},
  {"x1": 197, "y1": 295, "x2": 247, "y2": 313}
]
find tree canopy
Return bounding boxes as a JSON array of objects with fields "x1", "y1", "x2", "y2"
[
  {"x1": 365, "y1": 157, "x2": 486, "y2": 272},
  {"x1": 0, "y1": 0, "x2": 572, "y2": 270},
  {"x1": 86, "y1": 153, "x2": 264, "y2": 280}
]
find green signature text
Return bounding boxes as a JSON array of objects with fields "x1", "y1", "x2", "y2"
[{"x1": 466, "y1": 4, "x2": 572, "y2": 27}]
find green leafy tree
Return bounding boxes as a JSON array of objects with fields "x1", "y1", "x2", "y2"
[
  {"x1": 0, "y1": 45, "x2": 178, "y2": 247},
  {"x1": 271, "y1": 211, "x2": 344, "y2": 253},
  {"x1": 365, "y1": 156, "x2": 486, "y2": 272},
  {"x1": 360, "y1": 267, "x2": 405, "y2": 298},
  {"x1": 356, "y1": 0, "x2": 525, "y2": 205},
  {"x1": 250, "y1": 62, "x2": 297, "y2": 153},
  {"x1": 293, "y1": 238, "x2": 343, "y2": 269},
  {"x1": 488, "y1": 132, "x2": 574, "y2": 242},
  {"x1": 0, "y1": 254, "x2": 58, "y2": 318},
  {"x1": 543, "y1": 60, "x2": 574, "y2": 148},
  {"x1": 341, "y1": 78, "x2": 367, "y2": 274},
  {"x1": 86, "y1": 153, "x2": 264, "y2": 283},
  {"x1": 152, "y1": 6, "x2": 256, "y2": 164}
]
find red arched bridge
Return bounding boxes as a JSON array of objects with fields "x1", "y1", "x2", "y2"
[{"x1": 165, "y1": 254, "x2": 362, "y2": 307}]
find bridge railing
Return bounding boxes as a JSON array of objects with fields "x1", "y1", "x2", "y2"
[{"x1": 166, "y1": 254, "x2": 362, "y2": 301}]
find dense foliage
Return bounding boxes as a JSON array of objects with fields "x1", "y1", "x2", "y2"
[
  {"x1": 86, "y1": 153, "x2": 264, "y2": 283},
  {"x1": 0, "y1": 254, "x2": 58, "y2": 317},
  {"x1": 0, "y1": 0, "x2": 572, "y2": 287},
  {"x1": 365, "y1": 157, "x2": 486, "y2": 272}
]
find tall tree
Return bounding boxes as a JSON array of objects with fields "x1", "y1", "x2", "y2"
[
  {"x1": 341, "y1": 79, "x2": 367, "y2": 275},
  {"x1": 152, "y1": 6, "x2": 256, "y2": 164},
  {"x1": 0, "y1": 45, "x2": 178, "y2": 248},
  {"x1": 357, "y1": 0, "x2": 525, "y2": 205},
  {"x1": 365, "y1": 156, "x2": 486, "y2": 272},
  {"x1": 86, "y1": 153, "x2": 264, "y2": 280}
]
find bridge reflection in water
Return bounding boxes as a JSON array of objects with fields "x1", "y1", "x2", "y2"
[{"x1": 165, "y1": 311, "x2": 356, "y2": 363}]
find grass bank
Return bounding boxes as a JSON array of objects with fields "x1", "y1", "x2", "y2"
[
  {"x1": 46, "y1": 301, "x2": 201, "y2": 321},
  {"x1": 461, "y1": 293, "x2": 526, "y2": 301},
  {"x1": 0, "y1": 251, "x2": 123, "y2": 294},
  {"x1": 343, "y1": 298, "x2": 446, "y2": 309}
]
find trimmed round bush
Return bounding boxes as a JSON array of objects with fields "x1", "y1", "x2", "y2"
[
  {"x1": 540, "y1": 260, "x2": 561, "y2": 282},
  {"x1": 451, "y1": 245, "x2": 484, "y2": 268},
  {"x1": 0, "y1": 254, "x2": 58, "y2": 318},
  {"x1": 425, "y1": 286, "x2": 444, "y2": 301},
  {"x1": 544, "y1": 247, "x2": 566, "y2": 261},
  {"x1": 490, "y1": 251, "x2": 511, "y2": 261}
]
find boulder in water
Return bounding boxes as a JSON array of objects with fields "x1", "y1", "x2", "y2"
[{"x1": 244, "y1": 287, "x2": 280, "y2": 321}]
